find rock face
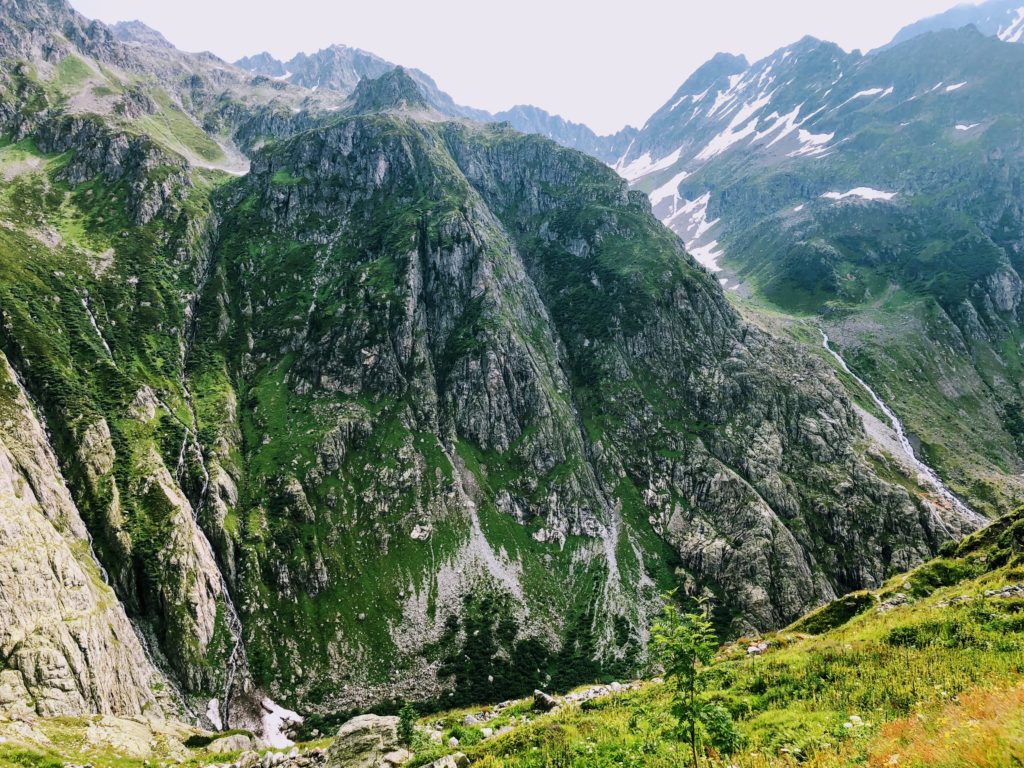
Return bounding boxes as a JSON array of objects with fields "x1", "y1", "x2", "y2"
[
  {"x1": 189, "y1": 106, "x2": 976, "y2": 711},
  {"x1": 0, "y1": 354, "x2": 165, "y2": 717},
  {"x1": 324, "y1": 715, "x2": 400, "y2": 768}
]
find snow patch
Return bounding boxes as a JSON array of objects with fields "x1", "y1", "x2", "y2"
[
  {"x1": 690, "y1": 240, "x2": 725, "y2": 272},
  {"x1": 663, "y1": 192, "x2": 724, "y2": 272},
  {"x1": 206, "y1": 699, "x2": 223, "y2": 731},
  {"x1": 821, "y1": 187, "x2": 896, "y2": 202},
  {"x1": 649, "y1": 170, "x2": 691, "y2": 207},
  {"x1": 615, "y1": 147, "x2": 682, "y2": 182},
  {"x1": 670, "y1": 88, "x2": 709, "y2": 111},
  {"x1": 789, "y1": 128, "x2": 835, "y2": 158},
  {"x1": 755, "y1": 105, "x2": 802, "y2": 145},
  {"x1": 955, "y1": 123, "x2": 981, "y2": 131},
  {"x1": 261, "y1": 698, "x2": 303, "y2": 749},
  {"x1": 837, "y1": 87, "x2": 892, "y2": 109},
  {"x1": 999, "y1": 7, "x2": 1024, "y2": 42},
  {"x1": 793, "y1": 204, "x2": 805, "y2": 212},
  {"x1": 696, "y1": 92, "x2": 772, "y2": 161},
  {"x1": 945, "y1": 82, "x2": 967, "y2": 92},
  {"x1": 706, "y1": 72, "x2": 746, "y2": 118}
]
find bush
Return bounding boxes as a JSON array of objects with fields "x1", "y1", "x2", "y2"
[{"x1": 398, "y1": 702, "x2": 417, "y2": 747}]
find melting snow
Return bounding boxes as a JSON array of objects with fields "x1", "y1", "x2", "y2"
[
  {"x1": 649, "y1": 170, "x2": 691, "y2": 207},
  {"x1": 664, "y1": 192, "x2": 725, "y2": 272},
  {"x1": 261, "y1": 698, "x2": 303, "y2": 749},
  {"x1": 955, "y1": 123, "x2": 981, "y2": 131},
  {"x1": 671, "y1": 88, "x2": 709, "y2": 111},
  {"x1": 615, "y1": 148, "x2": 683, "y2": 182},
  {"x1": 837, "y1": 87, "x2": 892, "y2": 109},
  {"x1": 945, "y1": 82, "x2": 967, "y2": 92},
  {"x1": 755, "y1": 105, "x2": 802, "y2": 144},
  {"x1": 793, "y1": 204, "x2": 805, "y2": 212},
  {"x1": 707, "y1": 72, "x2": 746, "y2": 118},
  {"x1": 822, "y1": 188, "x2": 896, "y2": 202},
  {"x1": 690, "y1": 241, "x2": 725, "y2": 272},
  {"x1": 999, "y1": 8, "x2": 1024, "y2": 42},
  {"x1": 696, "y1": 93, "x2": 773, "y2": 161},
  {"x1": 206, "y1": 699, "x2": 223, "y2": 731},
  {"x1": 789, "y1": 128, "x2": 835, "y2": 157}
]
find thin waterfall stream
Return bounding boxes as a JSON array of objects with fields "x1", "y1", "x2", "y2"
[{"x1": 820, "y1": 329, "x2": 987, "y2": 529}]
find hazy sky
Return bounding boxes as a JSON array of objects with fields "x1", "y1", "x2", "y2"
[{"x1": 70, "y1": 0, "x2": 981, "y2": 134}]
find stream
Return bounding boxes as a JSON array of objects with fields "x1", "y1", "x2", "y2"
[{"x1": 820, "y1": 330, "x2": 987, "y2": 529}]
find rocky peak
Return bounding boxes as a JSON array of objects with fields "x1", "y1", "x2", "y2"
[
  {"x1": 348, "y1": 67, "x2": 429, "y2": 114},
  {"x1": 110, "y1": 19, "x2": 175, "y2": 50},
  {"x1": 234, "y1": 50, "x2": 287, "y2": 76},
  {"x1": 0, "y1": 0, "x2": 127, "y2": 65}
]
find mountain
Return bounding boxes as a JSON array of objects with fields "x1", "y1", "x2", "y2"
[
  {"x1": 232, "y1": 47, "x2": 633, "y2": 159},
  {"x1": 110, "y1": 19, "x2": 176, "y2": 50},
  {"x1": 233, "y1": 45, "x2": 488, "y2": 122},
  {"x1": 492, "y1": 104, "x2": 637, "y2": 164},
  {"x1": 0, "y1": 0, "x2": 981, "y2": 741},
  {"x1": 886, "y1": 0, "x2": 1024, "y2": 48},
  {"x1": 615, "y1": 27, "x2": 1024, "y2": 520}
]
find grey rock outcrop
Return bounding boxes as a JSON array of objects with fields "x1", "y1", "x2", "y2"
[
  {"x1": 324, "y1": 715, "x2": 400, "y2": 768},
  {"x1": 0, "y1": 353, "x2": 166, "y2": 717}
]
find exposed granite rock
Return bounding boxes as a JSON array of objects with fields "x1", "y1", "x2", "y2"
[
  {"x1": 0, "y1": 353, "x2": 166, "y2": 717},
  {"x1": 324, "y1": 715, "x2": 400, "y2": 768}
]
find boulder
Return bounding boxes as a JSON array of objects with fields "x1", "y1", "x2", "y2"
[
  {"x1": 207, "y1": 733, "x2": 259, "y2": 753},
  {"x1": 382, "y1": 748, "x2": 412, "y2": 766},
  {"x1": 532, "y1": 690, "x2": 558, "y2": 712},
  {"x1": 325, "y1": 714, "x2": 400, "y2": 768},
  {"x1": 424, "y1": 754, "x2": 469, "y2": 768}
]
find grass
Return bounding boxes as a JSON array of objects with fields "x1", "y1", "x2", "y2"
[
  {"x1": 137, "y1": 90, "x2": 225, "y2": 163},
  {"x1": 408, "y1": 506, "x2": 1024, "y2": 768},
  {"x1": 8, "y1": 508, "x2": 1018, "y2": 768}
]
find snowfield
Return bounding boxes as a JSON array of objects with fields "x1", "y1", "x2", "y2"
[{"x1": 822, "y1": 187, "x2": 897, "y2": 202}]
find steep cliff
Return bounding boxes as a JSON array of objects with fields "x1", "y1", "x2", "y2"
[{"x1": 180, "y1": 86, "x2": 979, "y2": 711}]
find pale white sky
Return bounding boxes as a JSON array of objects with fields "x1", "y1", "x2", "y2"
[{"x1": 70, "y1": 0, "x2": 980, "y2": 134}]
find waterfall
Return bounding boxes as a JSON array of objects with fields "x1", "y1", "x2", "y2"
[
  {"x1": 820, "y1": 330, "x2": 987, "y2": 529},
  {"x1": 80, "y1": 294, "x2": 114, "y2": 361}
]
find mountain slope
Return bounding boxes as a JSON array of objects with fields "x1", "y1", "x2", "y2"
[
  {"x1": 616, "y1": 28, "x2": 1024, "y2": 518},
  {"x1": 407, "y1": 504, "x2": 1024, "y2": 768},
  {"x1": 0, "y1": 0, "x2": 988, "y2": 736},
  {"x1": 179, "y1": 67, "x2": 981, "y2": 713},
  {"x1": 886, "y1": 0, "x2": 1024, "y2": 48}
]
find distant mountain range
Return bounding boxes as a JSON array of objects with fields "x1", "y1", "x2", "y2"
[{"x1": 231, "y1": 44, "x2": 632, "y2": 162}]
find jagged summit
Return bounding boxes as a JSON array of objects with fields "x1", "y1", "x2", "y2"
[
  {"x1": 347, "y1": 66, "x2": 430, "y2": 114},
  {"x1": 233, "y1": 50, "x2": 287, "y2": 76},
  {"x1": 110, "y1": 19, "x2": 175, "y2": 49}
]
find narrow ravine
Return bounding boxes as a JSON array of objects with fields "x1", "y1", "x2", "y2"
[{"x1": 820, "y1": 330, "x2": 987, "y2": 528}]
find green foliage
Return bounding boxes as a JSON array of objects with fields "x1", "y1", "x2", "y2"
[
  {"x1": 398, "y1": 702, "x2": 418, "y2": 747},
  {"x1": 436, "y1": 593, "x2": 552, "y2": 708},
  {"x1": 788, "y1": 591, "x2": 875, "y2": 635},
  {"x1": 652, "y1": 594, "x2": 740, "y2": 765}
]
